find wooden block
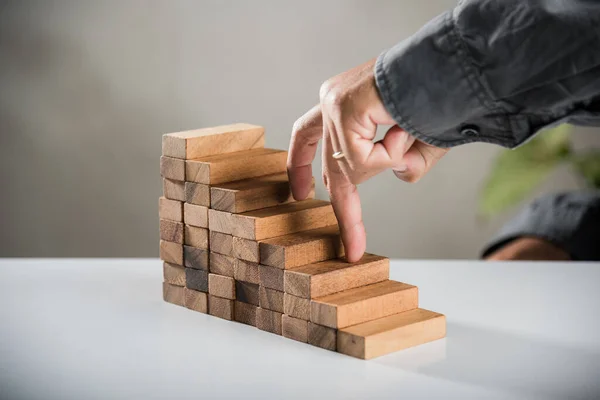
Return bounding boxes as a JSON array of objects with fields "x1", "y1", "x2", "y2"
[
  {"x1": 184, "y1": 225, "x2": 208, "y2": 249},
  {"x1": 183, "y1": 245, "x2": 209, "y2": 271},
  {"x1": 308, "y1": 322, "x2": 336, "y2": 351},
  {"x1": 185, "y1": 182, "x2": 210, "y2": 207},
  {"x1": 208, "y1": 295, "x2": 234, "y2": 320},
  {"x1": 256, "y1": 308, "x2": 282, "y2": 335},
  {"x1": 234, "y1": 259, "x2": 260, "y2": 284},
  {"x1": 259, "y1": 225, "x2": 343, "y2": 269},
  {"x1": 284, "y1": 293, "x2": 310, "y2": 320},
  {"x1": 235, "y1": 280, "x2": 259, "y2": 306},
  {"x1": 232, "y1": 200, "x2": 337, "y2": 241},
  {"x1": 284, "y1": 254, "x2": 389, "y2": 299},
  {"x1": 209, "y1": 231, "x2": 233, "y2": 256},
  {"x1": 160, "y1": 219, "x2": 184, "y2": 244},
  {"x1": 234, "y1": 301, "x2": 257, "y2": 326},
  {"x1": 158, "y1": 197, "x2": 183, "y2": 222},
  {"x1": 186, "y1": 148, "x2": 287, "y2": 185},
  {"x1": 208, "y1": 273, "x2": 235, "y2": 299},
  {"x1": 162, "y1": 178, "x2": 185, "y2": 201},
  {"x1": 337, "y1": 308, "x2": 446, "y2": 360},
  {"x1": 259, "y1": 264, "x2": 284, "y2": 291},
  {"x1": 163, "y1": 282, "x2": 185, "y2": 307},
  {"x1": 162, "y1": 123, "x2": 265, "y2": 159},
  {"x1": 210, "y1": 173, "x2": 315, "y2": 213},
  {"x1": 209, "y1": 252, "x2": 235, "y2": 277},
  {"x1": 160, "y1": 240, "x2": 183, "y2": 265},
  {"x1": 282, "y1": 315, "x2": 308, "y2": 343},
  {"x1": 208, "y1": 209, "x2": 233, "y2": 234},
  {"x1": 259, "y1": 287, "x2": 284, "y2": 313},
  {"x1": 184, "y1": 203, "x2": 208, "y2": 228},
  {"x1": 186, "y1": 268, "x2": 208, "y2": 292},
  {"x1": 184, "y1": 287, "x2": 208, "y2": 313},
  {"x1": 163, "y1": 262, "x2": 186, "y2": 286},
  {"x1": 232, "y1": 237, "x2": 259, "y2": 263},
  {"x1": 311, "y1": 280, "x2": 418, "y2": 329},
  {"x1": 160, "y1": 156, "x2": 185, "y2": 181}
]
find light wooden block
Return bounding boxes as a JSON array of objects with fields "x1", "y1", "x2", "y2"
[
  {"x1": 160, "y1": 240, "x2": 183, "y2": 265},
  {"x1": 231, "y1": 200, "x2": 336, "y2": 241},
  {"x1": 158, "y1": 197, "x2": 183, "y2": 222},
  {"x1": 163, "y1": 282, "x2": 185, "y2": 307},
  {"x1": 162, "y1": 123, "x2": 265, "y2": 159},
  {"x1": 284, "y1": 254, "x2": 389, "y2": 299},
  {"x1": 210, "y1": 173, "x2": 315, "y2": 213},
  {"x1": 184, "y1": 225, "x2": 208, "y2": 249},
  {"x1": 311, "y1": 280, "x2": 418, "y2": 329},
  {"x1": 232, "y1": 237, "x2": 259, "y2": 263},
  {"x1": 209, "y1": 231, "x2": 233, "y2": 256},
  {"x1": 208, "y1": 209, "x2": 233, "y2": 234},
  {"x1": 186, "y1": 268, "x2": 208, "y2": 292},
  {"x1": 162, "y1": 178, "x2": 185, "y2": 201},
  {"x1": 337, "y1": 308, "x2": 446, "y2": 360},
  {"x1": 209, "y1": 252, "x2": 235, "y2": 277},
  {"x1": 259, "y1": 264, "x2": 284, "y2": 291},
  {"x1": 160, "y1": 156, "x2": 185, "y2": 181},
  {"x1": 308, "y1": 322, "x2": 336, "y2": 351},
  {"x1": 208, "y1": 295, "x2": 234, "y2": 320},
  {"x1": 282, "y1": 315, "x2": 308, "y2": 343},
  {"x1": 184, "y1": 203, "x2": 208, "y2": 228},
  {"x1": 256, "y1": 308, "x2": 283, "y2": 335},
  {"x1": 234, "y1": 259, "x2": 260, "y2": 284},
  {"x1": 234, "y1": 301, "x2": 257, "y2": 326},
  {"x1": 284, "y1": 293, "x2": 310, "y2": 320},
  {"x1": 185, "y1": 182, "x2": 210, "y2": 207},
  {"x1": 163, "y1": 262, "x2": 186, "y2": 286},
  {"x1": 235, "y1": 280, "x2": 259, "y2": 306},
  {"x1": 208, "y1": 273, "x2": 235, "y2": 299},
  {"x1": 259, "y1": 225, "x2": 343, "y2": 269},
  {"x1": 259, "y1": 287, "x2": 284, "y2": 313},
  {"x1": 184, "y1": 288, "x2": 208, "y2": 313},
  {"x1": 183, "y1": 245, "x2": 209, "y2": 271},
  {"x1": 159, "y1": 219, "x2": 184, "y2": 244},
  {"x1": 185, "y1": 148, "x2": 287, "y2": 185}
]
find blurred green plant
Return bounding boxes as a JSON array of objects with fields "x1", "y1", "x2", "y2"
[{"x1": 478, "y1": 124, "x2": 600, "y2": 217}]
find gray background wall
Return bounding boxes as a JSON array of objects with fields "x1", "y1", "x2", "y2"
[{"x1": 0, "y1": 0, "x2": 594, "y2": 258}]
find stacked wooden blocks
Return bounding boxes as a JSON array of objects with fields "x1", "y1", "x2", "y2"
[{"x1": 159, "y1": 123, "x2": 446, "y2": 360}]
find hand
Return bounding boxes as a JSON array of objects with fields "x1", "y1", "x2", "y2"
[
  {"x1": 287, "y1": 58, "x2": 448, "y2": 262},
  {"x1": 484, "y1": 237, "x2": 570, "y2": 261}
]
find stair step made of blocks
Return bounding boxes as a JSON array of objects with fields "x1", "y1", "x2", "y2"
[
  {"x1": 284, "y1": 254, "x2": 389, "y2": 299},
  {"x1": 231, "y1": 200, "x2": 337, "y2": 241},
  {"x1": 337, "y1": 308, "x2": 446, "y2": 360},
  {"x1": 185, "y1": 148, "x2": 287, "y2": 185}
]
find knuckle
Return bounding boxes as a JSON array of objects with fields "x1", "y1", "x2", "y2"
[{"x1": 319, "y1": 81, "x2": 344, "y2": 108}]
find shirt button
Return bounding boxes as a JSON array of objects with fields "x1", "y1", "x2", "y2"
[{"x1": 460, "y1": 125, "x2": 480, "y2": 137}]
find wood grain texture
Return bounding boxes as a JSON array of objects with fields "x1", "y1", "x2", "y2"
[
  {"x1": 259, "y1": 264, "x2": 284, "y2": 291},
  {"x1": 208, "y1": 273, "x2": 235, "y2": 299},
  {"x1": 234, "y1": 301, "x2": 257, "y2": 326},
  {"x1": 209, "y1": 231, "x2": 233, "y2": 256},
  {"x1": 284, "y1": 293, "x2": 310, "y2": 320},
  {"x1": 256, "y1": 308, "x2": 283, "y2": 335},
  {"x1": 162, "y1": 123, "x2": 265, "y2": 159},
  {"x1": 208, "y1": 295, "x2": 234, "y2": 320},
  {"x1": 159, "y1": 219, "x2": 184, "y2": 243},
  {"x1": 159, "y1": 197, "x2": 183, "y2": 222},
  {"x1": 208, "y1": 209, "x2": 233, "y2": 234},
  {"x1": 184, "y1": 203, "x2": 208, "y2": 228},
  {"x1": 235, "y1": 281, "x2": 259, "y2": 306},
  {"x1": 308, "y1": 322, "x2": 336, "y2": 351},
  {"x1": 284, "y1": 254, "x2": 389, "y2": 299},
  {"x1": 209, "y1": 252, "x2": 235, "y2": 277},
  {"x1": 234, "y1": 259, "x2": 260, "y2": 284},
  {"x1": 186, "y1": 268, "x2": 208, "y2": 292},
  {"x1": 185, "y1": 148, "x2": 287, "y2": 185},
  {"x1": 259, "y1": 287, "x2": 284, "y2": 313},
  {"x1": 163, "y1": 262, "x2": 186, "y2": 286},
  {"x1": 231, "y1": 200, "x2": 337, "y2": 241},
  {"x1": 184, "y1": 288, "x2": 208, "y2": 313},
  {"x1": 232, "y1": 237, "x2": 259, "y2": 263},
  {"x1": 210, "y1": 173, "x2": 315, "y2": 213},
  {"x1": 163, "y1": 282, "x2": 185, "y2": 307},
  {"x1": 311, "y1": 280, "x2": 418, "y2": 329},
  {"x1": 185, "y1": 182, "x2": 210, "y2": 206},
  {"x1": 337, "y1": 308, "x2": 446, "y2": 360},
  {"x1": 162, "y1": 178, "x2": 185, "y2": 201},
  {"x1": 183, "y1": 245, "x2": 209, "y2": 271},
  {"x1": 160, "y1": 240, "x2": 183, "y2": 265},
  {"x1": 259, "y1": 225, "x2": 343, "y2": 269},
  {"x1": 282, "y1": 315, "x2": 308, "y2": 343},
  {"x1": 160, "y1": 156, "x2": 185, "y2": 181},
  {"x1": 184, "y1": 225, "x2": 209, "y2": 249}
]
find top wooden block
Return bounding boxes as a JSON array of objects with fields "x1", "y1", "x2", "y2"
[{"x1": 162, "y1": 123, "x2": 265, "y2": 159}]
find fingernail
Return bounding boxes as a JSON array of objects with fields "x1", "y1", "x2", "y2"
[{"x1": 393, "y1": 165, "x2": 408, "y2": 173}]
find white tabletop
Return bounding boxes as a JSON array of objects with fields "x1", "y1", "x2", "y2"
[{"x1": 1, "y1": 259, "x2": 599, "y2": 400}]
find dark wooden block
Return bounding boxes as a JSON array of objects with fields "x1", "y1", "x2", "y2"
[
  {"x1": 259, "y1": 264, "x2": 284, "y2": 291},
  {"x1": 259, "y1": 287, "x2": 284, "y2": 313},
  {"x1": 234, "y1": 301, "x2": 258, "y2": 326},
  {"x1": 160, "y1": 219, "x2": 184, "y2": 243},
  {"x1": 256, "y1": 308, "x2": 283, "y2": 335},
  {"x1": 234, "y1": 259, "x2": 260, "y2": 284},
  {"x1": 186, "y1": 268, "x2": 208, "y2": 292},
  {"x1": 308, "y1": 322, "x2": 337, "y2": 351},
  {"x1": 185, "y1": 182, "x2": 210, "y2": 207},
  {"x1": 235, "y1": 280, "x2": 259, "y2": 306},
  {"x1": 184, "y1": 245, "x2": 209, "y2": 271},
  {"x1": 284, "y1": 293, "x2": 310, "y2": 320},
  {"x1": 209, "y1": 231, "x2": 233, "y2": 256},
  {"x1": 209, "y1": 252, "x2": 235, "y2": 277}
]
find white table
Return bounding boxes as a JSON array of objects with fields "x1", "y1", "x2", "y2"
[{"x1": 1, "y1": 259, "x2": 599, "y2": 400}]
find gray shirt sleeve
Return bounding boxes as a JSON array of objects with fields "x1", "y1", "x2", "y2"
[
  {"x1": 481, "y1": 191, "x2": 600, "y2": 261},
  {"x1": 375, "y1": 0, "x2": 600, "y2": 148}
]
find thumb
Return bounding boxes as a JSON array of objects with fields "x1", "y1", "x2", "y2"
[{"x1": 393, "y1": 140, "x2": 449, "y2": 183}]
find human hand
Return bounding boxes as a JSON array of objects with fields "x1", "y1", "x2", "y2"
[
  {"x1": 484, "y1": 237, "x2": 570, "y2": 261},
  {"x1": 287, "y1": 58, "x2": 448, "y2": 262}
]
